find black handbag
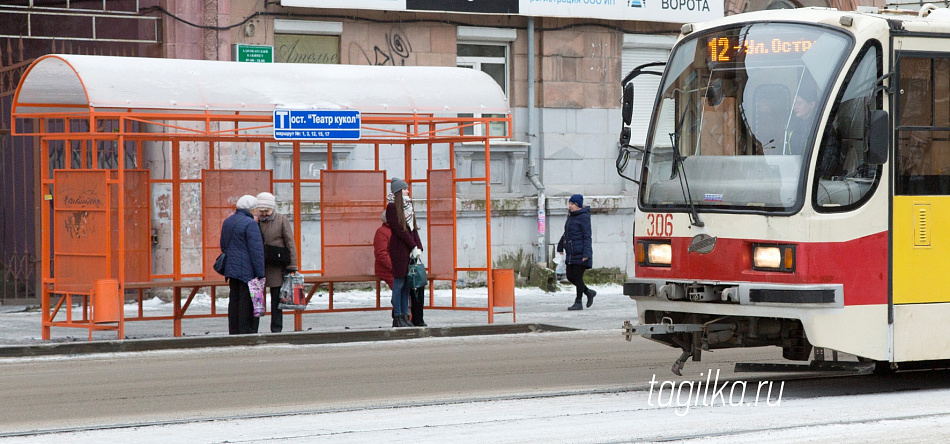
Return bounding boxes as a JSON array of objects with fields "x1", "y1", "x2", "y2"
[
  {"x1": 264, "y1": 244, "x2": 291, "y2": 266},
  {"x1": 213, "y1": 252, "x2": 227, "y2": 275}
]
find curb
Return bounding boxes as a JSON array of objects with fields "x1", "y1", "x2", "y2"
[{"x1": 0, "y1": 323, "x2": 577, "y2": 358}]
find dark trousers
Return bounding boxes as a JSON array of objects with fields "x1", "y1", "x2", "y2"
[
  {"x1": 410, "y1": 286, "x2": 425, "y2": 326},
  {"x1": 269, "y1": 286, "x2": 283, "y2": 333},
  {"x1": 228, "y1": 278, "x2": 259, "y2": 335},
  {"x1": 566, "y1": 264, "x2": 590, "y2": 299}
]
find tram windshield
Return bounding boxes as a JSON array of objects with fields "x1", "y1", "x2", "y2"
[{"x1": 641, "y1": 23, "x2": 851, "y2": 212}]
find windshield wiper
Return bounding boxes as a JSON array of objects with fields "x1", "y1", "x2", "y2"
[{"x1": 669, "y1": 103, "x2": 704, "y2": 228}]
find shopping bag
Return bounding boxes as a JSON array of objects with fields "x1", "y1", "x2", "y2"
[
  {"x1": 407, "y1": 257, "x2": 427, "y2": 289},
  {"x1": 278, "y1": 271, "x2": 307, "y2": 310},
  {"x1": 554, "y1": 253, "x2": 566, "y2": 279},
  {"x1": 248, "y1": 277, "x2": 266, "y2": 317}
]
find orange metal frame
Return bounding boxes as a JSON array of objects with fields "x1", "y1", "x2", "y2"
[{"x1": 12, "y1": 104, "x2": 513, "y2": 340}]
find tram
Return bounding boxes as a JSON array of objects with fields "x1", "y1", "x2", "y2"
[{"x1": 617, "y1": 5, "x2": 950, "y2": 374}]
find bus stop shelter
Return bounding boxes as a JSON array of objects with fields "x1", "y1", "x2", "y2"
[{"x1": 11, "y1": 54, "x2": 513, "y2": 340}]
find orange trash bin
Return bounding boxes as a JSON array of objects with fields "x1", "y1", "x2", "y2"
[
  {"x1": 492, "y1": 269, "x2": 515, "y2": 308},
  {"x1": 92, "y1": 279, "x2": 121, "y2": 324}
]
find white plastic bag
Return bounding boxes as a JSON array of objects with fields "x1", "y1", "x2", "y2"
[
  {"x1": 554, "y1": 253, "x2": 566, "y2": 277},
  {"x1": 278, "y1": 271, "x2": 307, "y2": 310}
]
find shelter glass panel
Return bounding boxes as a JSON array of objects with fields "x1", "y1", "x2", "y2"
[
  {"x1": 179, "y1": 141, "x2": 211, "y2": 180},
  {"x1": 150, "y1": 182, "x2": 173, "y2": 276}
]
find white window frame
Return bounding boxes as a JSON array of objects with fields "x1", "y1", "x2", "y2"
[{"x1": 457, "y1": 27, "x2": 515, "y2": 137}]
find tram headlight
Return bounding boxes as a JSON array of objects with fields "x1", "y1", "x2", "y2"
[
  {"x1": 637, "y1": 240, "x2": 672, "y2": 267},
  {"x1": 752, "y1": 244, "x2": 796, "y2": 272}
]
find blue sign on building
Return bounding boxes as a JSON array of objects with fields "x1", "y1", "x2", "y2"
[{"x1": 273, "y1": 109, "x2": 361, "y2": 140}]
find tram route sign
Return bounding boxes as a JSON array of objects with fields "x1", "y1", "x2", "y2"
[{"x1": 273, "y1": 109, "x2": 361, "y2": 140}]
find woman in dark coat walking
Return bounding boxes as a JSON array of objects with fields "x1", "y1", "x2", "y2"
[
  {"x1": 220, "y1": 194, "x2": 266, "y2": 334},
  {"x1": 557, "y1": 194, "x2": 595, "y2": 311},
  {"x1": 386, "y1": 178, "x2": 423, "y2": 328}
]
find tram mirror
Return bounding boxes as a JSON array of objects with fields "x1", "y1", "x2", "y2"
[
  {"x1": 619, "y1": 126, "x2": 632, "y2": 147},
  {"x1": 622, "y1": 83, "x2": 635, "y2": 126},
  {"x1": 867, "y1": 110, "x2": 889, "y2": 165}
]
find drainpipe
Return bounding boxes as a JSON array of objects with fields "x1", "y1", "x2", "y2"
[{"x1": 526, "y1": 18, "x2": 547, "y2": 264}]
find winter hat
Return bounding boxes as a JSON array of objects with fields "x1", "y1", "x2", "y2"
[
  {"x1": 236, "y1": 195, "x2": 258, "y2": 210},
  {"x1": 256, "y1": 192, "x2": 275, "y2": 210},
  {"x1": 391, "y1": 177, "x2": 409, "y2": 194},
  {"x1": 569, "y1": 194, "x2": 584, "y2": 207}
]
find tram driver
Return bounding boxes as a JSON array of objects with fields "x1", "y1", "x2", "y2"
[{"x1": 783, "y1": 84, "x2": 819, "y2": 156}]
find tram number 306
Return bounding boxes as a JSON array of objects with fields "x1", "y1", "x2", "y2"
[{"x1": 646, "y1": 213, "x2": 674, "y2": 237}]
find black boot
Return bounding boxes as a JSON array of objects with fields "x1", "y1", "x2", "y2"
[
  {"x1": 568, "y1": 296, "x2": 583, "y2": 311},
  {"x1": 585, "y1": 288, "x2": 597, "y2": 308},
  {"x1": 392, "y1": 312, "x2": 399, "y2": 328},
  {"x1": 401, "y1": 314, "x2": 413, "y2": 327}
]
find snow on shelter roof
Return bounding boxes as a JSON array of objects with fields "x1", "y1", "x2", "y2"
[{"x1": 13, "y1": 54, "x2": 510, "y2": 116}]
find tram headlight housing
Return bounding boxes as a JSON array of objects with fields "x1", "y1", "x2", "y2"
[
  {"x1": 752, "y1": 244, "x2": 796, "y2": 272},
  {"x1": 637, "y1": 240, "x2": 672, "y2": 267}
]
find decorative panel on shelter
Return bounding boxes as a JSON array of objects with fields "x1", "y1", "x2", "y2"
[
  {"x1": 321, "y1": 170, "x2": 385, "y2": 277},
  {"x1": 202, "y1": 170, "x2": 272, "y2": 279},
  {"x1": 53, "y1": 170, "x2": 110, "y2": 292},
  {"x1": 110, "y1": 170, "x2": 150, "y2": 284},
  {"x1": 428, "y1": 169, "x2": 456, "y2": 280}
]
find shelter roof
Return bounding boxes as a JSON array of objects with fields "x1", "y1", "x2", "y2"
[{"x1": 13, "y1": 54, "x2": 510, "y2": 116}]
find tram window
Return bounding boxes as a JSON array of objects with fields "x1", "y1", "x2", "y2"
[
  {"x1": 896, "y1": 56, "x2": 950, "y2": 195},
  {"x1": 751, "y1": 84, "x2": 791, "y2": 155},
  {"x1": 814, "y1": 44, "x2": 881, "y2": 208}
]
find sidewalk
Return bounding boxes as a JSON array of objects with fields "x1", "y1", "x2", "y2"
[{"x1": 0, "y1": 284, "x2": 635, "y2": 348}]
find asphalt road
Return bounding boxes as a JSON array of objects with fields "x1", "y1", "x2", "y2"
[{"x1": 0, "y1": 330, "x2": 795, "y2": 435}]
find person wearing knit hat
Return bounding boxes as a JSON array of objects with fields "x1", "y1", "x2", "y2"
[
  {"x1": 255, "y1": 192, "x2": 298, "y2": 333},
  {"x1": 391, "y1": 177, "x2": 409, "y2": 194},
  {"x1": 220, "y1": 194, "x2": 266, "y2": 334},
  {"x1": 256, "y1": 192, "x2": 275, "y2": 210},
  {"x1": 236, "y1": 194, "x2": 258, "y2": 210},
  {"x1": 557, "y1": 193, "x2": 596, "y2": 310},
  {"x1": 569, "y1": 194, "x2": 583, "y2": 207},
  {"x1": 386, "y1": 177, "x2": 424, "y2": 327}
]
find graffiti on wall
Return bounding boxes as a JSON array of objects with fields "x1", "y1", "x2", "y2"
[{"x1": 348, "y1": 28, "x2": 413, "y2": 66}]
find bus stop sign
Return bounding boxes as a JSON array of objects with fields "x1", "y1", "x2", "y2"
[{"x1": 273, "y1": 109, "x2": 361, "y2": 140}]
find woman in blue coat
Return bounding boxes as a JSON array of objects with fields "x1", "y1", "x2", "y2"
[
  {"x1": 220, "y1": 194, "x2": 266, "y2": 334},
  {"x1": 557, "y1": 194, "x2": 595, "y2": 310}
]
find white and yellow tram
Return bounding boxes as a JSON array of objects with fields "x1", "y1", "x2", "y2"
[{"x1": 618, "y1": 5, "x2": 950, "y2": 374}]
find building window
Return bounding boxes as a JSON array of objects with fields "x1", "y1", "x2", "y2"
[
  {"x1": 457, "y1": 27, "x2": 514, "y2": 137},
  {"x1": 274, "y1": 19, "x2": 341, "y2": 64},
  {"x1": 622, "y1": 35, "x2": 676, "y2": 147}
]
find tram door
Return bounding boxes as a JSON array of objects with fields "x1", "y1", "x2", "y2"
[{"x1": 891, "y1": 45, "x2": 950, "y2": 361}]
